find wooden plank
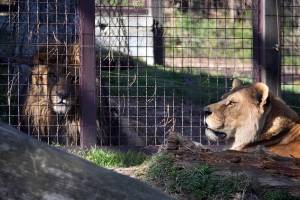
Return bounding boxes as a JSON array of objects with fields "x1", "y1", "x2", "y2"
[
  {"x1": 79, "y1": 0, "x2": 97, "y2": 147},
  {"x1": 252, "y1": 0, "x2": 281, "y2": 96},
  {"x1": 151, "y1": 0, "x2": 165, "y2": 65},
  {"x1": 252, "y1": 0, "x2": 262, "y2": 82},
  {"x1": 262, "y1": 0, "x2": 281, "y2": 96}
]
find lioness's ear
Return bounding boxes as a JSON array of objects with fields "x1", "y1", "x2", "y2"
[
  {"x1": 232, "y1": 79, "x2": 242, "y2": 90},
  {"x1": 254, "y1": 82, "x2": 269, "y2": 107}
]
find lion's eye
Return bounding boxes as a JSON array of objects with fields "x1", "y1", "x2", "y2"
[{"x1": 48, "y1": 73, "x2": 57, "y2": 79}]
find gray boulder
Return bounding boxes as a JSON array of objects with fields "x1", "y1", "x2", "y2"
[{"x1": 0, "y1": 123, "x2": 173, "y2": 200}]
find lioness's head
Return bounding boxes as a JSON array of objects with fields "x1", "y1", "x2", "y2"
[
  {"x1": 30, "y1": 65, "x2": 77, "y2": 115},
  {"x1": 204, "y1": 80, "x2": 270, "y2": 150}
]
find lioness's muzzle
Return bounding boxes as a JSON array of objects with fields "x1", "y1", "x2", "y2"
[
  {"x1": 205, "y1": 128, "x2": 226, "y2": 142},
  {"x1": 203, "y1": 106, "x2": 212, "y2": 116}
]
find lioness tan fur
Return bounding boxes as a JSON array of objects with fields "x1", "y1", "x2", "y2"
[
  {"x1": 23, "y1": 44, "x2": 111, "y2": 145},
  {"x1": 204, "y1": 80, "x2": 300, "y2": 158}
]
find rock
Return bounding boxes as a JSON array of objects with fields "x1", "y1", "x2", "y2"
[{"x1": 0, "y1": 122, "x2": 173, "y2": 200}]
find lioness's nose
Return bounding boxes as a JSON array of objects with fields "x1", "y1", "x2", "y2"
[{"x1": 203, "y1": 106, "x2": 212, "y2": 116}]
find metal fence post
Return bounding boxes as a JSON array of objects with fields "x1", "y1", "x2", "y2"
[
  {"x1": 252, "y1": 0, "x2": 281, "y2": 96},
  {"x1": 79, "y1": 0, "x2": 97, "y2": 147}
]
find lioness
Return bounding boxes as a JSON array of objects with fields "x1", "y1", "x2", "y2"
[{"x1": 204, "y1": 80, "x2": 300, "y2": 158}]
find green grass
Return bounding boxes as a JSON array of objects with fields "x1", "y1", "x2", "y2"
[
  {"x1": 68, "y1": 147, "x2": 148, "y2": 168},
  {"x1": 283, "y1": 56, "x2": 300, "y2": 66},
  {"x1": 264, "y1": 190, "x2": 299, "y2": 200},
  {"x1": 63, "y1": 145, "x2": 300, "y2": 200},
  {"x1": 145, "y1": 153, "x2": 252, "y2": 200},
  {"x1": 165, "y1": 10, "x2": 300, "y2": 65},
  {"x1": 165, "y1": 10, "x2": 253, "y2": 59},
  {"x1": 66, "y1": 147, "x2": 299, "y2": 200},
  {"x1": 144, "y1": 153, "x2": 300, "y2": 200}
]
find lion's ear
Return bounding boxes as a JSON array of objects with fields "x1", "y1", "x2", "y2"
[
  {"x1": 254, "y1": 82, "x2": 269, "y2": 107},
  {"x1": 232, "y1": 79, "x2": 242, "y2": 90}
]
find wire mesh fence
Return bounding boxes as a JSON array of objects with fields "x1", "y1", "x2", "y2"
[
  {"x1": 0, "y1": 0, "x2": 80, "y2": 144},
  {"x1": 281, "y1": 0, "x2": 300, "y2": 114},
  {"x1": 96, "y1": 0, "x2": 253, "y2": 146},
  {"x1": 0, "y1": 0, "x2": 299, "y2": 147}
]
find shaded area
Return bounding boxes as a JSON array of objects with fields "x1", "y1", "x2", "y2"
[{"x1": 102, "y1": 62, "x2": 233, "y2": 145}]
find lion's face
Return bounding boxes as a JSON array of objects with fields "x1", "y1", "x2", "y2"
[
  {"x1": 50, "y1": 77, "x2": 76, "y2": 114},
  {"x1": 31, "y1": 65, "x2": 77, "y2": 115},
  {"x1": 204, "y1": 81, "x2": 270, "y2": 146}
]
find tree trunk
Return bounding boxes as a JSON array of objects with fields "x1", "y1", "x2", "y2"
[
  {"x1": 0, "y1": 123, "x2": 173, "y2": 200},
  {"x1": 166, "y1": 133, "x2": 300, "y2": 197}
]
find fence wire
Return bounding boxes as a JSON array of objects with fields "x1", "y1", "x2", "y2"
[
  {"x1": 3, "y1": 0, "x2": 299, "y2": 147},
  {"x1": 95, "y1": 0, "x2": 253, "y2": 146},
  {"x1": 0, "y1": 0, "x2": 79, "y2": 144},
  {"x1": 281, "y1": 0, "x2": 300, "y2": 114}
]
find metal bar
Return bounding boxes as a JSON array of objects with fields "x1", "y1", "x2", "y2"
[
  {"x1": 79, "y1": 0, "x2": 97, "y2": 147},
  {"x1": 253, "y1": 0, "x2": 281, "y2": 95}
]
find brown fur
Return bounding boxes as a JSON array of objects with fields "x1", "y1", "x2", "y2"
[
  {"x1": 204, "y1": 80, "x2": 300, "y2": 158},
  {"x1": 23, "y1": 65, "x2": 78, "y2": 142},
  {"x1": 23, "y1": 44, "x2": 111, "y2": 145},
  {"x1": 24, "y1": 65, "x2": 55, "y2": 136}
]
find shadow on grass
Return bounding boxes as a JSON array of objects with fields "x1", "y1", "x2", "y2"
[
  {"x1": 102, "y1": 63, "x2": 234, "y2": 107},
  {"x1": 101, "y1": 58, "x2": 300, "y2": 115}
]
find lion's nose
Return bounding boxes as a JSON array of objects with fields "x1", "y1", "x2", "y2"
[
  {"x1": 57, "y1": 91, "x2": 68, "y2": 101},
  {"x1": 203, "y1": 106, "x2": 212, "y2": 116}
]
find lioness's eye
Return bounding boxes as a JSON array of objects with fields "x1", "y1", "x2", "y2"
[{"x1": 227, "y1": 100, "x2": 236, "y2": 106}]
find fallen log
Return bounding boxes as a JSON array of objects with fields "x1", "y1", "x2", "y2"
[
  {"x1": 166, "y1": 133, "x2": 300, "y2": 197},
  {"x1": 0, "y1": 123, "x2": 173, "y2": 200}
]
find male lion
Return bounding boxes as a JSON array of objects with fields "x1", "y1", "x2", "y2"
[
  {"x1": 23, "y1": 44, "x2": 113, "y2": 145},
  {"x1": 204, "y1": 79, "x2": 300, "y2": 158}
]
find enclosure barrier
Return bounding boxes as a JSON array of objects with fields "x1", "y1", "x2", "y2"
[{"x1": 0, "y1": 0, "x2": 299, "y2": 147}]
